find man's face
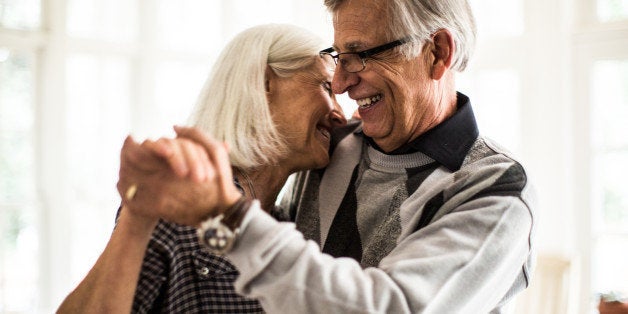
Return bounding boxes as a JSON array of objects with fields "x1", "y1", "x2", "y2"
[{"x1": 331, "y1": 0, "x2": 439, "y2": 152}]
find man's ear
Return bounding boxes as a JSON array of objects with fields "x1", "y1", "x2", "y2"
[{"x1": 430, "y1": 29, "x2": 455, "y2": 80}]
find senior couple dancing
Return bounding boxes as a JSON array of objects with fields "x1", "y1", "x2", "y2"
[{"x1": 58, "y1": 0, "x2": 536, "y2": 313}]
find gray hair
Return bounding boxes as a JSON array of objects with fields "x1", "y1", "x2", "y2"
[
  {"x1": 188, "y1": 24, "x2": 324, "y2": 169},
  {"x1": 324, "y1": 0, "x2": 477, "y2": 71}
]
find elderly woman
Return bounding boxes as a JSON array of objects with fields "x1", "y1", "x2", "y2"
[{"x1": 58, "y1": 23, "x2": 345, "y2": 313}]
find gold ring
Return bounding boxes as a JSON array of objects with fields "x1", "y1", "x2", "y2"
[{"x1": 125, "y1": 184, "x2": 138, "y2": 200}]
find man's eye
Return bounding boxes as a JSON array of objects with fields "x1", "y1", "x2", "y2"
[{"x1": 323, "y1": 82, "x2": 332, "y2": 95}]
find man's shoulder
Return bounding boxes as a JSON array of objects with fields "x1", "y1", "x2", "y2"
[
  {"x1": 462, "y1": 136, "x2": 525, "y2": 169},
  {"x1": 458, "y1": 136, "x2": 533, "y2": 198},
  {"x1": 330, "y1": 119, "x2": 362, "y2": 153}
]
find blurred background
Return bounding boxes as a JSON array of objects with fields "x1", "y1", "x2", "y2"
[{"x1": 0, "y1": 0, "x2": 627, "y2": 313}]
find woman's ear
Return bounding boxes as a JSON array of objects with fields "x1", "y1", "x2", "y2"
[
  {"x1": 264, "y1": 65, "x2": 276, "y2": 93},
  {"x1": 430, "y1": 29, "x2": 455, "y2": 80}
]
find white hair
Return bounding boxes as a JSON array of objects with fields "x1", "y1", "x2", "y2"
[
  {"x1": 324, "y1": 0, "x2": 477, "y2": 71},
  {"x1": 188, "y1": 24, "x2": 324, "y2": 169}
]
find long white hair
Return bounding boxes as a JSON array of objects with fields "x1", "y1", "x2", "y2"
[{"x1": 188, "y1": 24, "x2": 324, "y2": 169}]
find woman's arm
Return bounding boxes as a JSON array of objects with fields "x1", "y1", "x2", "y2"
[
  {"x1": 58, "y1": 134, "x2": 209, "y2": 313},
  {"x1": 56, "y1": 207, "x2": 157, "y2": 313}
]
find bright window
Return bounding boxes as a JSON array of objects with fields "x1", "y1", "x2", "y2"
[
  {"x1": 470, "y1": 0, "x2": 524, "y2": 38},
  {"x1": 590, "y1": 60, "x2": 628, "y2": 296},
  {"x1": 66, "y1": 0, "x2": 138, "y2": 42},
  {"x1": 156, "y1": 0, "x2": 222, "y2": 52},
  {"x1": 458, "y1": 69, "x2": 521, "y2": 154},
  {"x1": 597, "y1": 0, "x2": 628, "y2": 22},
  {"x1": 65, "y1": 53, "x2": 133, "y2": 282},
  {"x1": 0, "y1": 49, "x2": 39, "y2": 313},
  {"x1": 152, "y1": 60, "x2": 208, "y2": 133},
  {"x1": 0, "y1": 0, "x2": 41, "y2": 30},
  {"x1": 0, "y1": 1, "x2": 332, "y2": 312}
]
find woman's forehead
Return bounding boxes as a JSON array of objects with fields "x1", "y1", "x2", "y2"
[{"x1": 311, "y1": 57, "x2": 334, "y2": 79}]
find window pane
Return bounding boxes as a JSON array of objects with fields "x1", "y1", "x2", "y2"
[
  {"x1": 228, "y1": 0, "x2": 294, "y2": 37},
  {"x1": 591, "y1": 60, "x2": 628, "y2": 232},
  {"x1": 67, "y1": 0, "x2": 138, "y2": 42},
  {"x1": 597, "y1": 0, "x2": 628, "y2": 23},
  {"x1": 0, "y1": 49, "x2": 38, "y2": 313},
  {"x1": 143, "y1": 60, "x2": 208, "y2": 137},
  {"x1": 594, "y1": 152, "x2": 628, "y2": 232},
  {"x1": 593, "y1": 235, "x2": 628, "y2": 296},
  {"x1": 457, "y1": 69, "x2": 521, "y2": 154},
  {"x1": 0, "y1": 0, "x2": 41, "y2": 30},
  {"x1": 591, "y1": 59, "x2": 628, "y2": 297},
  {"x1": 157, "y1": 0, "x2": 222, "y2": 52},
  {"x1": 591, "y1": 60, "x2": 628, "y2": 150},
  {"x1": 65, "y1": 53, "x2": 132, "y2": 283},
  {"x1": 470, "y1": 0, "x2": 524, "y2": 38}
]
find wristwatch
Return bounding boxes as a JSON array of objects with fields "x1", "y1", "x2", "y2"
[{"x1": 197, "y1": 197, "x2": 251, "y2": 255}]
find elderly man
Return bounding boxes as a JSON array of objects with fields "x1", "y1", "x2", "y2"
[{"x1": 116, "y1": 0, "x2": 536, "y2": 313}]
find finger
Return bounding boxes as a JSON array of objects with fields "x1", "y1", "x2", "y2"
[
  {"x1": 118, "y1": 136, "x2": 153, "y2": 202},
  {"x1": 195, "y1": 142, "x2": 214, "y2": 183},
  {"x1": 213, "y1": 142, "x2": 237, "y2": 199},
  {"x1": 144, "y1": 138, "x2": 189, "y2": 177},
  {"x1": 121, "y1": 135, "x2": 142, "y2": 165},
  {"x1": 174, "y1": 126, "x2": 225, "y2": 173},
  {"x1": 179, "y1": 139, "x2": 210, "y2": 183},
  {"x1": 122, "y1": 137, "x2": 165, "y2": 172},
  {"x1": 175, "y1": 126, "x2": 239, "y2": 203},
  {"x1": 141, "y1": 138, "x2": 173, "y2": 160}
]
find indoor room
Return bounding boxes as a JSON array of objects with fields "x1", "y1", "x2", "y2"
[{"x1": 0, "y1": 0, "x2": 627, "y2": 313}]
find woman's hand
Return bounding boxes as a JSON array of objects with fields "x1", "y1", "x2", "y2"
[{"x1": 117, "y1": 127, "x2": 241, "y2": 226}]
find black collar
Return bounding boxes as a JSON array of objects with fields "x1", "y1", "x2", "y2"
[{"x1": 362, "y1": 92, "x2": 479, "y2": 171}]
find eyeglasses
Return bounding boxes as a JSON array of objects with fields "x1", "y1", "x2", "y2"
[{"x1": 319, "y1": 37, "x2": 412, "y2": 73}]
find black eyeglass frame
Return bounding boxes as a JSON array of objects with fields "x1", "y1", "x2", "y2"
[{"x1": 319, "y1": 36, "x2": 413, "y2": 73}]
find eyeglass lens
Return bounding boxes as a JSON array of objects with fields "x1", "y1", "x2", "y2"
[{"x1": 337, "y1": 54, "x2": 365, "y2": 73}]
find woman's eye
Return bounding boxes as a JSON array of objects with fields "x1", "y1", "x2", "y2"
[{"x1": 323, "y1": 82, "x2": 332, "y2": 95}]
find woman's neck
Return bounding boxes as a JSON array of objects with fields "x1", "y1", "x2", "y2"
[{"x1": 235, "y1": 165, "x2": 292, "y2": 212}]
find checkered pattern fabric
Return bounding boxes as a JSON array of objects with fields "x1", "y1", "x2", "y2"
[{"x1": 132, "y1": 220, "x2": 264, "y2": 313}]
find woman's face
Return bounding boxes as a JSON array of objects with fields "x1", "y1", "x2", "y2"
[{"x1": 268, "y1": 56, "x2": 345, "y2": 172}]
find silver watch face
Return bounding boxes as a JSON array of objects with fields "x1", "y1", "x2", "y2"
[{"x1": 197, "y1": 214, "x2": 236, "y2": 255}]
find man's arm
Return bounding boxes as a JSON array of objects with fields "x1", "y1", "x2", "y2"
[{"x1": 226, "y1": 192, "x2": 533, "y2": 314}]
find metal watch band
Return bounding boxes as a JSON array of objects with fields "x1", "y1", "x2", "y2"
[{"x1": 197, "y1": 197, "x2": 252, "y2": 255}]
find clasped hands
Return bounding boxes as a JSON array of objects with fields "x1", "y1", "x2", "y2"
[{"x1": 117, "y1": 126, "x2": 242, "y2": 227}]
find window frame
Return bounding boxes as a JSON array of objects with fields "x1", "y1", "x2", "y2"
[
  {"x1": 573, "y1": 31, "x2": 628, "y2": 314},
  {"x1": 573, "y1": 0, "x2": 628, "y2": 312}
]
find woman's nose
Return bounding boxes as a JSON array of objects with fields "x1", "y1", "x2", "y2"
[{"x1": 329, "y1": 108, "x2": 347, "y2": 128}]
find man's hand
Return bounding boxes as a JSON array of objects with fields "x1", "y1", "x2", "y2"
[{"x1": 116, "y1": 128, "x2": 241, "y2": 226}]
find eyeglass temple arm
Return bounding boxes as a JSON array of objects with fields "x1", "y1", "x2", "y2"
[{"x1": 319, "y1": 47, "x2": 335, "y2": 56}]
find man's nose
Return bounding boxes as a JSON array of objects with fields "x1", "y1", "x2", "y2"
[{"x1": 331, "y1": 64, "x2": 359, "y2": 95}]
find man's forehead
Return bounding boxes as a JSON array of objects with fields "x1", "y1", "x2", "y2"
[
  {"x1": 332, "y1": 1, "x2": 389, "y2": 51},
  {"x1": 332, "y1": 32, "x2": 388, "y2": 52},
  {"x1": 332, "y1": 18, "x2": 386, "y2": 51},
  {"x1": 332, "y1": 38, "x2": 366, "y2": 52}
]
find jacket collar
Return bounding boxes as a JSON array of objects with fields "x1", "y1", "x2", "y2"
[{"x1": 361, "y1": 92, "x2": 479, "y2": 172}]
